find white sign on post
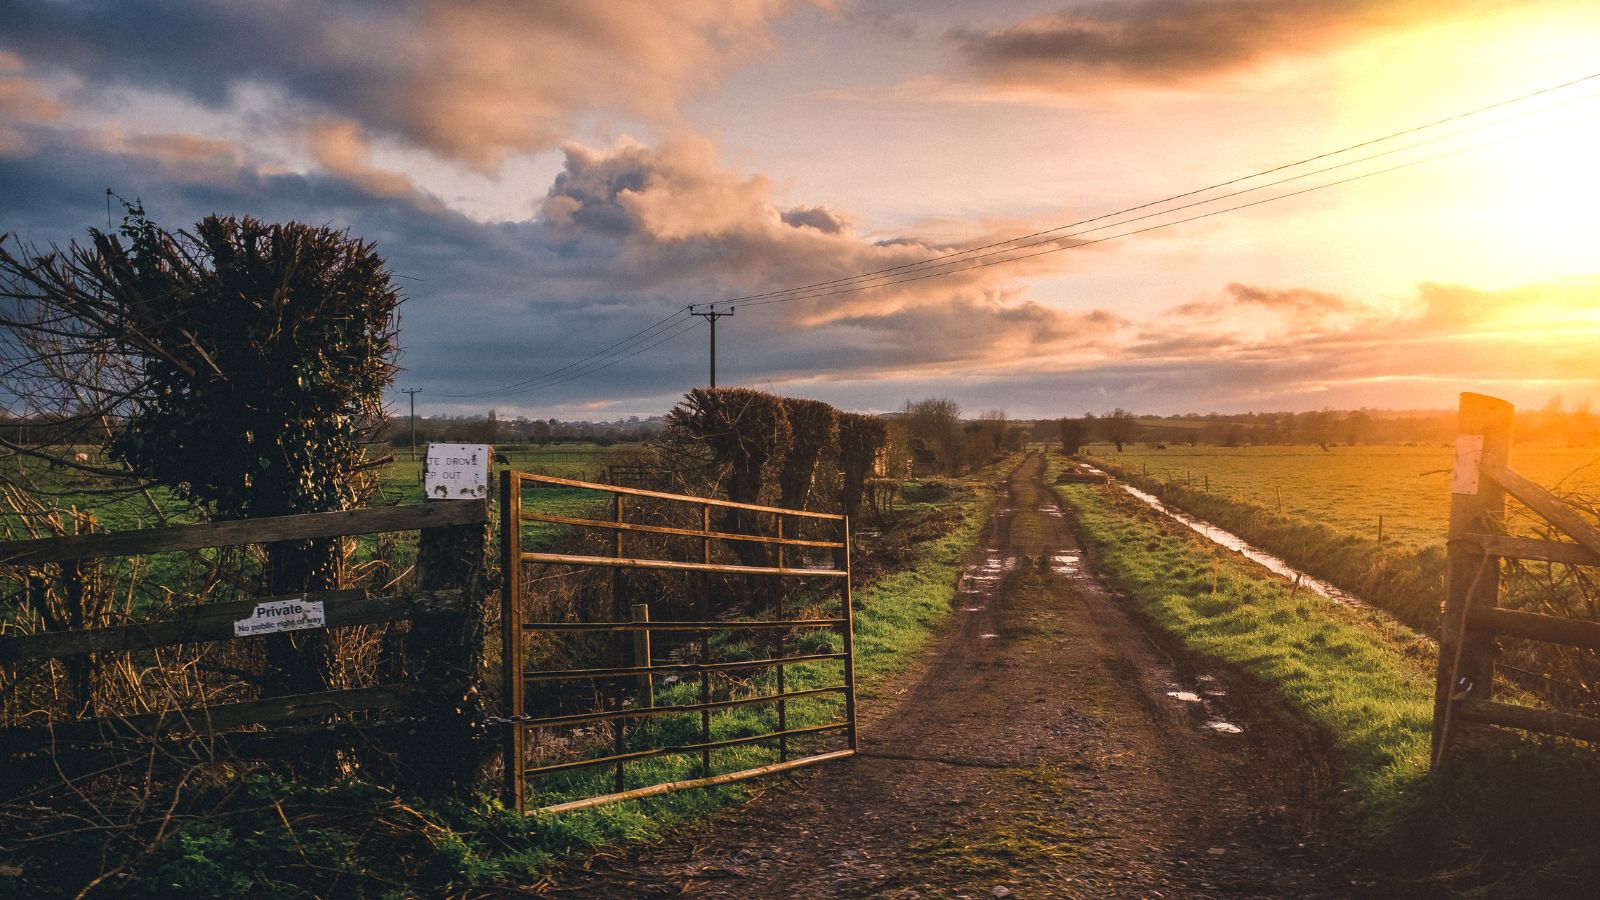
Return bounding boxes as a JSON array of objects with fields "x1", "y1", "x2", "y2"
[
  {"x1": 424, "y1": 443, "x2": 491, "y2": 500},
  {"x1": 234, "y1": 596, "x2": 326, "y2": 637},
  {"x1": 1452, "y1": 434, "x2": 1484, "y2": 496}
]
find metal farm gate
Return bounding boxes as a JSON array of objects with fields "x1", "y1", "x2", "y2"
[{"x1": 499, "y1": 471, "x2": 857, "y2": 814}]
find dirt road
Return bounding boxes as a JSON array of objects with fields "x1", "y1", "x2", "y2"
[{"x1": 544, "y1": 453, "x2": 1346, "y2": 897}]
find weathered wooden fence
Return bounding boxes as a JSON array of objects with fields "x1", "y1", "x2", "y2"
[
  {"x1": 1433, "y1": 392, "x2": 1600, "y2": 765},
  {"x1": 0, "y1": 500, "x2": 489, "y2": 780}
]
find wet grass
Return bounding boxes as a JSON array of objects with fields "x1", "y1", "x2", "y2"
[{"x1": 1049, "y1": 458, "x2": 1600, "y2": 897}]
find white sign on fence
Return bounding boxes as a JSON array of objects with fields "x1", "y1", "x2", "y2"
[
  {"x1": 234, "y1": 597, "x2": 326, "y2": 637},
  {"x1": 424, "y1": 443, "x2": 491, "y2": 500}
]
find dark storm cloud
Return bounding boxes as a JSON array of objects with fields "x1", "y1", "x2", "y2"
[
  {"x1": 0, "y1": 1, "x2": 817, "y2": 166},
  {"x1": 953, "y1": 0, "x2": 1442, "y2": 90},
  {"x1": 779, "y1": 206, "x2": 852, "y2": 234}
]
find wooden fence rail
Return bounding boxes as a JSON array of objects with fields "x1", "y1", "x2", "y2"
[
  {"x1": 1, "y1": 500, "x2": 489, "y2": 788},
  {"x1": 1433, "y1": 392, "x2": 1600, "y2": 765}
]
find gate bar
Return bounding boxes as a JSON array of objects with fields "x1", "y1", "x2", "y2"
[
  {"x1": 520, "y1": 685, "x2": 848, "y2": 730},
  {"x1": 525, "y1": 652, "x2": 847, "y2": 681},
  {"x1": 525, "y1": 721, "x2": 850, "y2": 777},
  {"x1": 521, "y1": 512, "x2": 842, "y2": 548},
  {"x1": 522, "y1": 552, "x2": 847, "y2": 577},
  {"x1": 524, "y1": 618, "x2": 844, "y2": 632},
  {"x1": 537, "y1": 749, "x2": 856, "y2": 816}
]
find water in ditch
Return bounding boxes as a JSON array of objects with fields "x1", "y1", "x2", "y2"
[{"x1": 1078, "y1": 465, "x2": 1367, "y2": 608}]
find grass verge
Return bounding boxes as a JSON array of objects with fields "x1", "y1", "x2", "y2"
[{"x1": 1049, "y1": 459, "x2": 1600, "y2": 897}]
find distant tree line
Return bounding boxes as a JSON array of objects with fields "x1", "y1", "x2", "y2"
[
  {"x1": 377, "y1": 412, "x2": 664, "y2": 447},
  {"x1": 1049, "y1": 401, "x2": 1600, "y2": 454}
]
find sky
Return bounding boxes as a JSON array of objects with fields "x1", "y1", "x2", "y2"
[{"x1": 2, "y1": 0, "x2": 1599, "y2": 421}]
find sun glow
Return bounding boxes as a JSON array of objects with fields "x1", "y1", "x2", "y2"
[{"x1": 1333, "y1": 7, "x2": 1600, "y2": 289}]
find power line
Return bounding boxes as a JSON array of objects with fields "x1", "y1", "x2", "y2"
[
  {"x1": 711, "y1": 71, "x2": 1600, "y2": 310},
  {"x1": 727, "y1": 97, "x2": 1600, "y2": 310},
  {"x1": 434, "y1": 68, "x2": 1600, "y2": 402},
  {"x1": 737, "y1": 114, "x2": 1584, "y2": 310},
  {"x1": 435, "y1": 307, "x2": 692, "y2": 399}
]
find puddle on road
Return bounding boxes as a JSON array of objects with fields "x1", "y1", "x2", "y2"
[
  {"x1": 959, "y1": 549, "x2": 1020, "y2": 595},
  {"x1": 1165, "y1": 680, "x2": 1244, "y2": 735},
  {"x1": 1049, "y1": 553, "x2": 1080, "y2": 575},
  {"x1": 1077, "y1": 466, "x2": 1366, "y2": 608}
]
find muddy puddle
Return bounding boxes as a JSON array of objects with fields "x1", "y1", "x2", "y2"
[
  {"x1": 1077, "y1": 465, "x2": 1366, "y2": 608},
  {"x1": 958, "y1": 548, "x2": 1019, "y2": 595},
  {"x1": 1164, "y1": 677, "x2": 1245, "y2": 735}
]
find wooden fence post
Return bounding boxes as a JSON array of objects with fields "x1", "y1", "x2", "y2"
[
  {"x1": 631, "y1": 603, "x2": 653, "y2": 707},
  {"x1": 1433, "y1": 392, "x2": 1513, "y2": 766},
  {"x1": 500, "y1": 470, "x2": 525, "y2": 813},
  {"x1": 403, "y1": 498, "x2": 490, "y2": 793}
]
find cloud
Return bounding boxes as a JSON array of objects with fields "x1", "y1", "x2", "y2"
[
  {"x1": 780, "y1": 206, "x2": 852, "y2": 235},
  {"x1": 1224, "y1": 282, "x2": 1348, "y2": 314},
  {"x1": 1116, "y1": 278, "x2": 1600, "y2": 408},
  {"x1": 309, "y1": 120, "x2": 416, "y2": 198},
  {"x1": 532, "y1": 137, "x2": 1092, "y2": 316},
  {"x1": 1, "y1": 1, "x2": 821, "y2": 167},
  {"x1": 3, "y1": 84, "x2": 1592, "y2": 419},
  {"x1": 952, "y1": 0, "x2": 1444, "y2": 92},
  {"x1": 0, "y1": 76, "x2": 64, "y2": 124}
]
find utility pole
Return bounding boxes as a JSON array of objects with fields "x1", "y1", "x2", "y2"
[
  {"x1": 689, "y1": 305, "x2": 734, "y2": 388},
  {"x1": 401, "y1": 388, "x2": 422, "y2": 461}
]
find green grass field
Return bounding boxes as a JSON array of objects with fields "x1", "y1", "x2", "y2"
[
  {"x1": 2, "y1": 442, "x2": 646, "y2": 534},
  {"x1": 1083, "y1": 443, "x2": 1600, "y2": 550}
]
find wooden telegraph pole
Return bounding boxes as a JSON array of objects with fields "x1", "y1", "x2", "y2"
[
  {"x1": 690, "y1": 305, "x2": 733, "y2": 388},
  {"x1": 1433, "y1": 392, "x2": 1513, "y2": 767},
  {"x1": 402, "y1": 388, "x2": 422, "y2": 460}
]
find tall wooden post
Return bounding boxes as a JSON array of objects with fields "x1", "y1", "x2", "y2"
[
  {"x1": 1433, "y1": 392, "x2": 1512, "y2": 767},
  {"x1": 406, "y1": 498, "x2": 490, "y2": 795},
  {"x1": 841, "y1": 515, "x2": 858, "y2": 753},
  {"x1": 499, "y1": 471, "x2": 525, "y2": 812}
]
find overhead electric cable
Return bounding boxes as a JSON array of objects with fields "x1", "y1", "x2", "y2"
[
  {"x1": 733, "y1": 113, "x2": 1585, "y2": 308},
  {"x1": 435, "y1": 306, "x2": 692, "y2": 398},
  {"x1": 723, "y1": 96, "x2": 1600, "y2": 309},
  {"x1": 710, "y1": 72, "x2": 1600, "y2": 308},
  {"x1": 438, "y1": 69, "x2": 1600, "y2": 401}
]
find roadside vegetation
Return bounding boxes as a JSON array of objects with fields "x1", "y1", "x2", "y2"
[
  {"x1": 1049, "y1": 458, "x2": 1600, "y2": 897},
  {"x1": 1, "y1": 458, "x2": 1003, "y2": 897}
]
